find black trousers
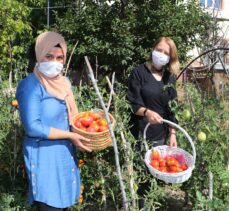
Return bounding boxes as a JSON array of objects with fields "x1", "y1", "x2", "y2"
[{"x1": 35, "y1": 201, "x2": 68, "y2": 211}]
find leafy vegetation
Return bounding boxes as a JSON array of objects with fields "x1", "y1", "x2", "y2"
[
  {"x1": 0, "y1": 0, "x2": 228, "y2": 210},
  {"x1": 54, "y1": 0, "x2": 214, "y2": 80}
]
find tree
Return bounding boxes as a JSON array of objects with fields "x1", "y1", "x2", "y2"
[
  {"x1": 52, "y1": 0, "x2": 214, "y2": 82},
  {"x1": 0, "y1": 0, "x2": 32, "y2": 83}
]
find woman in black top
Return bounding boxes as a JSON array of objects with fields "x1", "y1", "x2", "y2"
[{"x1": 127, "y1": 36, "x2": 180, "y2": 148}]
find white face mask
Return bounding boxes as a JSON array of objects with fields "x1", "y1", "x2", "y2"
[
  {"x1": 152, "y1": 50, "x2": 170, "y2": 70},
  {"x1": 37, "y1": 61, "x2": 63, "y2": 78}
]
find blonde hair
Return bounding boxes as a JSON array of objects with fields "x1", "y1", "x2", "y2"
[{"x1": 151, "y1": 37, "x2": 180, "y2": 75}]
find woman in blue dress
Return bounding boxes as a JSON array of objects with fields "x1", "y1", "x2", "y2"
[{"x1": 16, "y1": 31, "x2": 91, "y2": 210}]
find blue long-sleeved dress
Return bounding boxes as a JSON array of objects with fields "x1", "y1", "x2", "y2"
[{"x1": 16, "y1": 73, "x2": 81, "y2": 208}]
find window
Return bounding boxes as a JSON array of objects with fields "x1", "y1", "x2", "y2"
[{"x1": 200, "y1": 0, "x2": 221, "y2": 9}]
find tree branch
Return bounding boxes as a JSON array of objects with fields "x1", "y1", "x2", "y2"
[
  {"x1": 106, "y1": 72, "x2": 116, "y2": 111},
  {"x1": 84, "y1": 56, "x2": 129, "y2": 211},
  {"x1": 64, "y1": 40, "x2": 79, "y2": 76}
]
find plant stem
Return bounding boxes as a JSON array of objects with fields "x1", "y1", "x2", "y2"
[{"x1": 84, "y1": 56, "x2": 129, "y2": 211}]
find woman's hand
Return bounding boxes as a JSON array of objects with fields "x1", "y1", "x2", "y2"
[
  {"x1": 48, "y1": 128, "x2": 92, "y2": 152},
  {"x1": 145, "y1": 109, "x2": 163, "y2": 124},
  {"x1": 169, "y1": 133, "x2": 177, "y2": 147},
  {"x1": 69, "y1": 132, "x2": 92, "y2": 152}
]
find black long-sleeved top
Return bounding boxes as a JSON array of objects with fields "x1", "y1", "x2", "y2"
[{"x1": 127, "y1": 63, "x2": 177, "y2": 142}]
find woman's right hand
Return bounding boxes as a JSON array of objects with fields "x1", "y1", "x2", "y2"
[
  {"x1": 69, "y1": 132, "x2": 92, "y2": 152},
  {"x1": 145, "y1": 109, "x2": 163, "y2": 124}
]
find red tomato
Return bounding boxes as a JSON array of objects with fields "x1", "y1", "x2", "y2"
[
  {"x1": 151, "y1": 150, "x2": 160, "y2": 160},
  {"x1": 90, "y1": 121, "x2": 100, "y2": 132},
  {"x1": 177, "y1": 167, "x2": 183, "y2": 172},
  {"x1": 166, "y1": 157, "x2": 177, "y2": 167},
  {"x1": 159, "y1": 158, "x2": 166, "y2": 167},
  {"x1": 158, "y1": 166, "x2": 167, "y2": 172},
  {"x1": 169, "y1": 165, "x2": 178, "y2": 173},
  {"x1": 180, "y1": 164, "x2": 188, "y2": 171},
  {"x1": 98, "y1": 125, "x2": 108, "y2": 132},
  {"x1": 97, "y1": 118, "x2": 108, "y2": 127},
  {"x1": 81, "y1": 116, "x2": 93, "y2": 127},
  {"x1": 150, "y1": 160, "x2": 159, "y2": 169},
  {"x1": 86, "y1": 126, "x2": 97, "y2": 133},
  {"x1": 74, "y1": 120, "x2": 82, "y2": 129}
]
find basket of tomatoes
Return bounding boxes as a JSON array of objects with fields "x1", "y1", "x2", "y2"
[
  {"x1": 71, "y1": 110, "x2": 116, "y2": 151},
  {"x1": 144, "y1": 119, "x2": 196, "y2": 184}
]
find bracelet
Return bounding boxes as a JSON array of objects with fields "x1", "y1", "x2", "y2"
[
  {"x1": 170, "y1": 132, "x2": 176, "y2": 135},
  {"x1": 143, "y1": 108, "x2": 148, "y2": 117}
]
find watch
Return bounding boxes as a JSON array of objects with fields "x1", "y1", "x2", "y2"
[{"x1": 143, "y1": 108, "x2": 148, "y2": 117}]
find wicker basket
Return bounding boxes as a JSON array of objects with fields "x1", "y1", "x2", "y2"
[
  {"x1": 144, "y1": 119, "x2": 196, "y2": 184},
  {"x1": 71, "y1": 111, "x2": 116, "y2": 151}
]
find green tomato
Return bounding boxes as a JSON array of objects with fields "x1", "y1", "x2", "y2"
[
  {"x1": 197, "y1": 131, "x2": 207, "y2": 141},
  {"x1": 182, "y1": 109, "x2": 191, "y2": 120}
]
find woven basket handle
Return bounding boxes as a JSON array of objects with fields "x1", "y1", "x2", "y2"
[{"x1": 143, "y1": 119, "x2": 196, "y2": 168}]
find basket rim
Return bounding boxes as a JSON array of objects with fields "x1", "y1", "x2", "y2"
[
  {"x1": 143, "y1": 119, "x2": 196, "y2": 167},
  {"x1": 71, "y1": 110, "x2": 115, "y2": 135}
]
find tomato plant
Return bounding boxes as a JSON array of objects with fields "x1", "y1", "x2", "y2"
[
  {"x1": 173, "y1": 83, "x2": 229, "y2": 210},
  {"x1": 182, "y1": 109, "x2": 191, "y2": 121}
]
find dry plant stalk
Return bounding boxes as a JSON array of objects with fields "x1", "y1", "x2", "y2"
[
  {"x1": 106, "y1": 72, "x2": 116, "y2": 111},
  {"x1": 84, "y1": 56, "x2": 129, "y2": 211},
  {"x1": 64, "y1": 41, "x2": 79, "y2": 76},
  {"x1": 120, "y1": 131, "x2": 137, "y2": 209},
  {"x1": 208, "y1": 171, "x2": 213, "y2": 211}
]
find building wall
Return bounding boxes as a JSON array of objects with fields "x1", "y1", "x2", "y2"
[
  {"x1": 181, "y1": 1, "x2": 229, "y2": 97},
  {"x1": 187, "y1": 0, "x2": 229, "y2": 63},
  {"x1": 217, "y1": 0, "x2": 229, "y2": 41}
]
